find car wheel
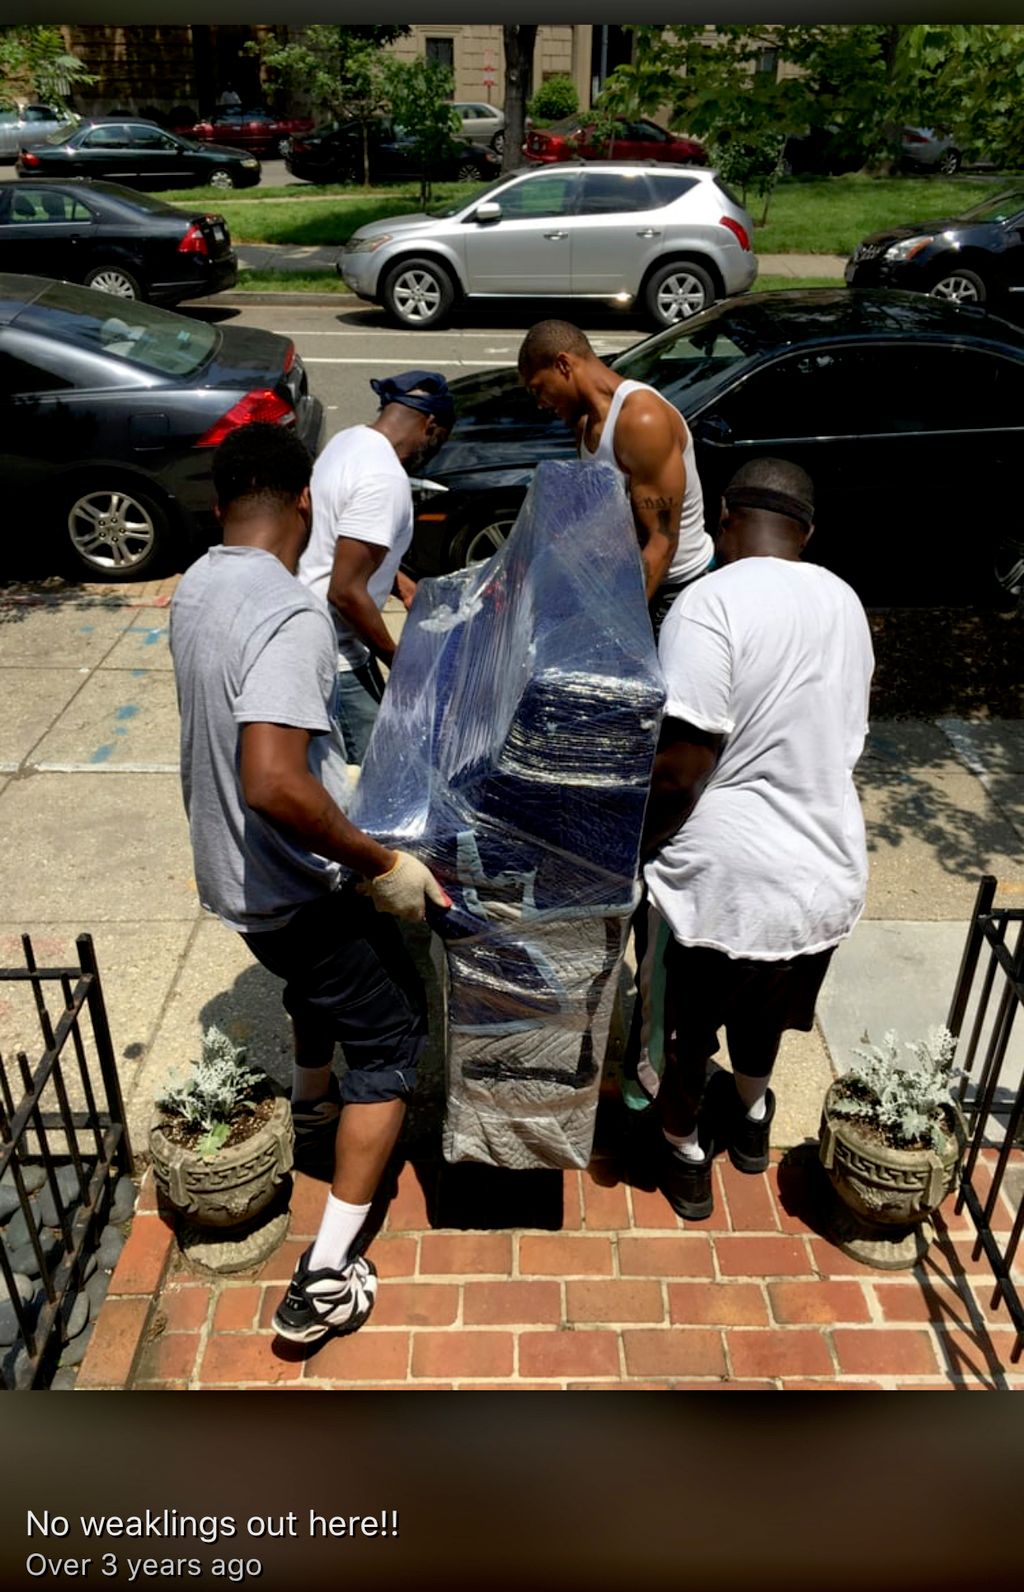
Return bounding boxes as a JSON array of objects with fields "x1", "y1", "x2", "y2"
[
  {"x1": 928, "y1": 266, "x2": 986, "y2": 306},
  {"x1": 209, "y1": 167, "x2": 236, "y2": 191},
  {"x1": 644, "y1": 260, "x2": 716, "y2": 328},
  {"x1": 449, "y1": 505, "x2": 519, "y2": 569},
  {"x1": 381, "y1": 257, "x2": 456, "y2": 329},
  {"x1": 490, "y1": 131, "x2": 505, "y2": 155},
  {"x1": 83, "y1": 263, "x2": 142, "y2": 301},
  {"x1": 63, "y1": 480, "x2": 171, "y2": 582},
  {"x1": 993, "y1": 535, "x2": 1024, "y2": 607},
  {"x1": 276, "y1": 136, "x2": 292, "y2": 158},
  {"x1": 456, "y1": 160, "x2": 482, "y2": 181},
  {"x1": 939, "y1": 148, "x2": 962, "y2": 176}
]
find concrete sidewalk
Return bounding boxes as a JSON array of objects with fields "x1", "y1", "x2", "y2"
[{"x1": 1, "y1": 579, "x2": 1021, "y2": 1388}]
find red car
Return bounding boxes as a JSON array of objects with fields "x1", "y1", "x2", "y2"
[
  {"x1": 183, "y1": 107, "x2": 314, "y2": 159},
  {"x1": 525, "y1": 116, "x2": 706, "y2": 166}
]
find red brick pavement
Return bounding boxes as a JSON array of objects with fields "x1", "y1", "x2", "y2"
[{"x1": 78, "y1": 1150, "x2": 1024, "y2": 1391}]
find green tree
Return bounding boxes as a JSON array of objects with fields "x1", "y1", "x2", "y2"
[
  {"x1": 527, "y1": 73, "x2": 578, "y2": 125},
  {"x1": 0, "y1": 25, "x2": 94, "y2": 111},
  {"x1": 382, "y1": 56, "x2": 460, "y2": 204},
  {"x1": 251, "y1": 25, "x2": 407, "y2": 184}
]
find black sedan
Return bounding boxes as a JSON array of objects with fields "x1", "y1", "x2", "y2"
[
  {"x1": 16, "y1": 119, "x2": 261, "y2": 191},
  {"x1": 286, "y1": 119, "x2": 501, "y2": 185},
  {"x1": 0, "y1": 180, "x2": 237, "y2": 305},
  {"x1": 846, "y1": 189, "x2": 1024, "y2": 312},
  {"x1": 407, "y1": 290, "x2": 1024, "y2": 607},
  {"x1": 0, "y1": 273, "x2": 323, "y2": 581}
]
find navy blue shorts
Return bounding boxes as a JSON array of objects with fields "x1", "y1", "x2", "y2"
[{"x1": 241, "y1": 887, "x2": 427, "y2": 1106}]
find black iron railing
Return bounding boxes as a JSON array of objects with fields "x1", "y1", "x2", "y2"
[
  {"x1": 0, "y1": 934, "x2": 133, "y2": 1390},
  {"x1": 946, "y1": 875, "x2": 1024, "y2": 1364}
]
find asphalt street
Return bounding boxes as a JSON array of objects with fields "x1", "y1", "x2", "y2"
[{"x1": 184, "y1": 300, "x2": 644, "y2": 435}]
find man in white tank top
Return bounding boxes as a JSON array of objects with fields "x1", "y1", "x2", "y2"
[{"x1": 518, "y1": 319, "x2": 712, "y2": 633}]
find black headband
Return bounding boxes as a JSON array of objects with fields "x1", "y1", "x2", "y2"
[{"x1": 724, "y1": 485, "x2": 814, "y2": 529}]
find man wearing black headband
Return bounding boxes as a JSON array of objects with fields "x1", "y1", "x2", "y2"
[
  {"x1": 298, "y1": 371, "x2": 454, "y2": 762},
  {"x1": 634, "y1": 458, "x2": 873, "y2": 1223}
]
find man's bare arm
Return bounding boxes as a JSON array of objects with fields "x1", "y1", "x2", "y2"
[
  {"x1": 327, "y1": 537, "x2": 396, "y2": 665},
  {"x1": 641, "y1": 717, "x2": 723, "y2": 859},
  {"x1": 614, "y1": 395, "x2": 687, "y2": 600},
  {"x1": 240, "y1": 722, "x2": 395, "y2": 877}
]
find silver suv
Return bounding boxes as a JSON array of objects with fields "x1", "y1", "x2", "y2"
[{"x1": 339, "y1": 161, "x2": 757, "y2": 330}]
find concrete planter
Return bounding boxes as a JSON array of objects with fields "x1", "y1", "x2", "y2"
[
  {"x1": 148, "y1": 1098, "x2": 294, "y2": 1273},
  {"x1": 818, "y1": 1082, "x2": 966, "y2": 1269}
]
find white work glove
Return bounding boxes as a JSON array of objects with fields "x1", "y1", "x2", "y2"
[{"x1": 358, "y1": 850, "x2": 451, "y2": 923}]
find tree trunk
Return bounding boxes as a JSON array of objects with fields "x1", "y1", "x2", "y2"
[
  {"x1": 361, "y1": 123, "x2": 369, "y2": 186},
  {"x1": 501, "y1": 24, "x2": 537, "y2": 174}
]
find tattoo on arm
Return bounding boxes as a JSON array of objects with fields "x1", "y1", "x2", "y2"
[{"x1": 636, "y1": 494, "x2": 673, "y2": 512}]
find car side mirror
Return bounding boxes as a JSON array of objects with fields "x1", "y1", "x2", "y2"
[
  {"x1": 691, "y1": 415, "x2": 732, "y2": 445},
  {"x1": 474, "y1": 202, "x2": 502, "y2": 223}
]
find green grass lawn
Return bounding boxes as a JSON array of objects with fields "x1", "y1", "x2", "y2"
[
  {"x1": 754, "y1": 173, "x2": 1014, "y2": 254},
  {"x1": 161, "y1": 172, "x2": 1013, "y2": 251},
  {"x1": 231, "y1": 269, "x2": 837, "y2": 297}
]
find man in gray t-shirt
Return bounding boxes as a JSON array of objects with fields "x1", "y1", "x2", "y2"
[{"x1": 170, "y1": 424, "x2": 449, "y2": 1348}]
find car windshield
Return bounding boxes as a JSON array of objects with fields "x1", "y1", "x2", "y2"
[
  {"x1": 43, "y1": 124, "x2": 78, "y2": 146},
  {"x1": 957, "y1": 190, "x2": 1024, "y2": 223},
  {"x1": 427, "y1": 174, "x2": 517, "y2": 218},
  {"x1": 19, "y1": 281, "x2": 219, "y2": 378},
  {"x1": 612, "y1": 308, "x2": 754, "y2": 407}
]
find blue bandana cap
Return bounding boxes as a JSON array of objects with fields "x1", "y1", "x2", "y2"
[{"x1": 370, "y1": 370, "x2": 455, "y2": 429}]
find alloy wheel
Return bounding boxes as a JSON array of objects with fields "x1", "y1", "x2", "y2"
[
  {"x1": 929, "y1": 273, "x2": 983, "y2": 305},
  {"x1": 67, "y1": 488, "x2": 157, "y2": 574},
  {"x1": 655, "y1": 271, "x2": 709, "y2": 322},
  {"x1": 209, "y1": 169, "x2": 234, "y2": 191},
  {"x1": 461, "y1": 514, "x2": 515, "y2": 565},
  {"x1": 392, "y1": 268, "x2": 443, "y2": 324},
  {"x1": 85, "y1": 269, "x2": 137, "y2": 299}
]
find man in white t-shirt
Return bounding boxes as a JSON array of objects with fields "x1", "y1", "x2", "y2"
[
  {"x1": 298, "y1": 370, "x2": 454, "y2": 761},
  {"x1": 636, "y1": 458, "x2": 874, "y2": 1222}
]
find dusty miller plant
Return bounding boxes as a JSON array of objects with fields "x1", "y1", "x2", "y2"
[
  {"x1": 157, "y1": 1027, "x2": 262, "y2": 1159},
  {"x1": 830, "y1": 1026, "x2": 959, "y2": 1151}
]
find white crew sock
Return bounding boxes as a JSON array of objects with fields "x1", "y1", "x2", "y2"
[
  {"x1": 663, "y1": 1126, "x2": 705, "y2": 1163},
  {"x1": 309, "y1": 1193, "x2": 372, "y2": 1273},
  {"x1": 734, "y1": 1072, "x2": 771, "y2": 1122},
  {"x1": 292, "y1": 1064, "x2": 333, "y2": 1105}
]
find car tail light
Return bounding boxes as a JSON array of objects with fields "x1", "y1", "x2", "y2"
[
  {"x1": 19, "y1": 148, "x2": 40, "y2": 167},
  {"x1": 177, "y1": 222, "x2": 209, "y2": 257},
  {"x1": 719, "y1": 215, "x2": 751, "y2": 251},
  {"x1": 196, "y1": 390, "x2": 294, "y2": 448},
  {"x1": 283, "y1": 340, "x2": 295, "y2": 374}
]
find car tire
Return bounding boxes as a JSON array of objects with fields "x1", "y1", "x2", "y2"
[
  {"x1": 644, "y1": 259, "x2": 716, "y2": 328},
  {"x1": 83, "y1": 263, "x2": 143, "y2": 301},
  {"x1": 456, "y1": 160, "x2": 482, "y2": 181},
  {"x1": 928, "y1": 265, "x2": 987, "y2": 306},
  {"x1": 380, "y1": 257, "x2": 456, "y2": 329},
  {"x1": 208, "y1": 167, "x2": 236, "y2": 191},
  {"x1": 992, "y1": 535, "x2": 1024, "y2": 607},
  {"x1": 939, "y1": 148, "x2": 962, "y2": 176},
  {"x1": 490, "y1": 131, "x2": 505, "y2": 155},
  {"x1": 448, "y1": 503, "x2": 521, "y2": 570},
  {"x1": 62, "y1": 478, "x2": 173, "y2": 583}
]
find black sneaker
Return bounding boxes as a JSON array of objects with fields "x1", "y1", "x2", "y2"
[
  {"x1": 289, "y1": 1075, "x2": 342, "y2": 1164},
  {"x1": 705, "y1": 1070, "x2": 776, "y2": 1174},
  {"x1": 660, "y1": 1135, "x2": 715, "y2": 1221},
  {"x1": 272, "y1": 1249, "x2": 378, "y2": 1345}
]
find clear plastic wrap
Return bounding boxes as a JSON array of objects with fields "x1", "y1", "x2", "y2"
[{"x1": 351, "y1": 459, "x2": 665, "y2": 1169}]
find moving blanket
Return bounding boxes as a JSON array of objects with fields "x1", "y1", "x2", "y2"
[{"x1": 351, "y1": 459, "x2": 666, "y2": 1169}]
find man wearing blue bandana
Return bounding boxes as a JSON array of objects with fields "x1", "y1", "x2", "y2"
[{"x1": 298, "y1": 371, "x2": 454, "y2": 761}]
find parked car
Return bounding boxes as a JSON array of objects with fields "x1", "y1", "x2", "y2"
[
  {"x1": 450, "y1": 102, "x2": 506, "y2": 155},
  {"x1": 16, "y1": 120, "x2": 261, "y2": 191},
  {"x1": 0, "y1": 179, "x2": 237, "y2": 304},
  {"x1": 898, "y1": 126, "x2": 961, "y2": 175},
  {"x1": 339, "y1": 161, "x2": 755, "y2": 330},
  {"x1": 405, "y1": 289, "x2": 1024, "y2": 607},
  {"x1": 525, "y1": 116, "x2": 706, "y2": 166},
  {"x1": 185, "y1": 106, "x2": 315, "y2": 159},
  {"x1": 0, "y1": 104, "x2": 75, "y2": 160},
  {"x1": 0, "y1": 273, "x2": 323, "y2": 580},
  {"x1": 846, "y1": 188, "x2": 1024, "y2": 311},
  {"x1": 286, "y1": 119, "x2": 500, "y2": 186}
]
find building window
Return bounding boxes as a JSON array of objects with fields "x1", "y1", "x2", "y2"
[
  {"x1": 425, "y1": 37, "x2": 454, "y2": 72},
  {"x1": 756, "y1": 47, "x2": 779, "y2": 77}
]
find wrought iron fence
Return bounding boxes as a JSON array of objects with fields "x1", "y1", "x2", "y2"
[
  {"x1": 946, "y1": 875, "x2": 1024, "y2": 1363},
  {"x1": 0, "y1": 934, "x2": 133, "y2": 1390}
]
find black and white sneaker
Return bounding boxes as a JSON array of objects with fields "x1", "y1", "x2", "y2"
[
  {"x1": 289, "y1": 1075, "x2": 342, "y2": 1166},
  {"x1": 272, "y1": 1250, "x2": 378, "y2": 1345}
]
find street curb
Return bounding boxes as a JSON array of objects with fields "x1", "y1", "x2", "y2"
[{"x1": 193, "y1": 291, "x2": 350, "y2": 306}]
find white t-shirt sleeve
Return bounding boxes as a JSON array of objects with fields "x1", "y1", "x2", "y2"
[
  {"x1": 235, "y1": 610, "x2": 335, "y2": 733},
  {"x1": 658, "y1": 596, "x2": 735, "y2": 735},
  {"x1": 331, "y1": 468, "x2": 410, "y2": 555}
]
